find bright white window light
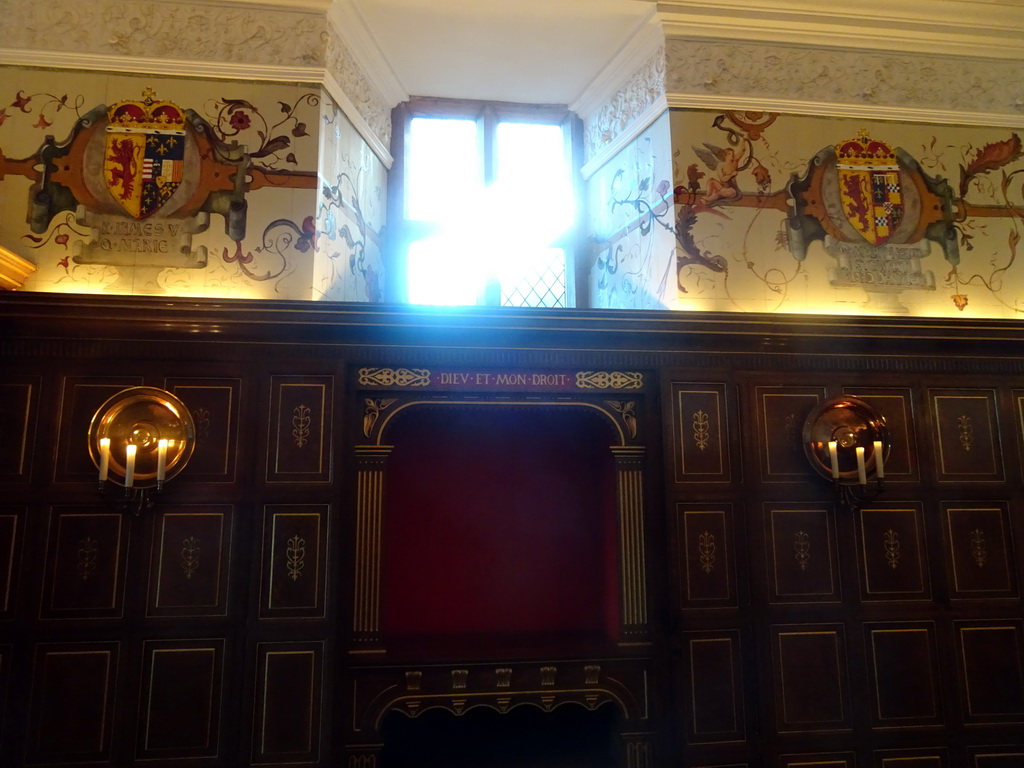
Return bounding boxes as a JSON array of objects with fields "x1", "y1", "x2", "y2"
[{"x1": 405, "y1": 117, "x2": 572, "y2": 306}]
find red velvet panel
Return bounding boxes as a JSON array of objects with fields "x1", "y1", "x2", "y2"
[{"x1": 381, "y1": 405, "x2": 620, "y2": 656}]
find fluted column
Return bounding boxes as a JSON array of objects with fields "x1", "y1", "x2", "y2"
[
  {"x1": 352, "y1": 445, "x2": 392, "y2": 649},
  {"x1": 613, "y1": 445, "x2": 649, "y2": 642}
]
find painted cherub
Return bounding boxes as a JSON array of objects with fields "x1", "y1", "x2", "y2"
[{"x1": 692, "y1": 142, "x2": 748, "y2": 205}]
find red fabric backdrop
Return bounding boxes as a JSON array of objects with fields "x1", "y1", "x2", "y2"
[{"x1": 381, "y1": 405, "x2": 620, "y2": 656}]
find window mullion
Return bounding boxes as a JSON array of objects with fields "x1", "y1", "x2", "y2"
[{"x1": 480, "y1": 104, "x2": 500, "y2": 306}]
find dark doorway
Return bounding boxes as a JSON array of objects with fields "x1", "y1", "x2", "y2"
[{"x1": 380, "y1": 703, "x2": 622, "y2": 768}]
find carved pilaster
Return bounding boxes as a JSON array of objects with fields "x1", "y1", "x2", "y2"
[
  {"x1": 352, "y1": 445, "x2": 392, "y2": 647},
  {"x1": 612, "y1": 445, "x2": 649, "y2": 640},
  {"x1": 346, "y1": 745, "x2": 381, "y2": 768},
  {"x1": 622, "y1": 733, "x2": 655, "y2": 768}
]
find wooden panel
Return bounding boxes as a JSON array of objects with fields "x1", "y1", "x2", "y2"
[
  {"x1": 259, "y1": 504, "x2": 328, "y2": 618},
  {"x1": 0, "y1": 377, "x2": 39, "y2": 482},
  {"x1": 875, "y1": 751, "x2": 947, "y2": 767},
  {"x1": 677, "y1": 504, "x2": 735, "y2": 608},
  {"x1": 670, "y1": 382, "x2": 732, "y2": 482},
  {"x1": 138, "y1": 639, "x2": 224, "y2": 759},
  {"x1": 252, "y1": 641, "x2": 323, "y2": 764},
  {"x1": 1014, "y1": 389, "x2": 1024, "y2": 482},
  {"x1": 754, "y1": 386, "x2": 825, "y2": 480},
  {"x1": 26, "y1": 642, "x2": 118, "y2": 763},
  {"x1": 956, "y1": 621, "x2": 1024, "y2": 723},
  {"x1": 0, "y1": 508, "x2": 23, "y2": 617},
  {"x1": 56, "y1": 376, "x2": 143, "y2": 480},
  {"x1": 857, "y1": 504, "x2": 930, "y2": 600},
  {"x1": 0, "y1": 643, "x2": 9, "y2": 746},
  {"x1": 765, "y1": 504, "x2": 839, "y2": 603},
  {"x1": 684, "y1": 631, "x2": 745, "y2": 743},
  {"x1": 929, "y1": 389, "x2": 1003, "y2": 481},
  {"x1": 167, "y1": 377, "x2": 241, "y2": 482},
  {"x1": 772, "y1": 625, "x2": 850, "y2": 732},
  {"x1": 943, "y1": 503, "x2": 1017, "y2": 598},
  {"x1": 779, "y1": 754, "x2": 854, "y2": 768},
  {"x1": 844, "y1": 387, "x2": 918, "y2": 480},
  {"x1": 972, "y1": 751, "x2": 1024, "y2": 767},
  {"x1": 267, "y1": 376, "x2": 333, "y2": 483},
  {"x1": 866, "y1": 623, "x2": 942, "y2": 726},
  {"x1": 148, "y1": 506, "x2": 233, "y2": 617},
  {"x1": 41, "y1": 508, "x2": 129, "y2": 618}
]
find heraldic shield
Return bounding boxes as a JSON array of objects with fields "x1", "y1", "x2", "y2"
[
  {"x1": 835, "y1": 131, "x2": 904, "y2": 246},
  {"x1": 104, "y1": 91, "x2": 186, "y2": 220}
]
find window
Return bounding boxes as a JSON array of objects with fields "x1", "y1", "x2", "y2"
[{"x1": 388, "y1": 99, "x2": 581, "y2": 307}]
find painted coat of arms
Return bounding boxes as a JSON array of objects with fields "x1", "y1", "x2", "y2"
[
  {"x1": 835, "y1": 132, "x2": 903, "y2": 246},
  {"x1": 104, "y1": 95, "x2": 186, "y2": 220}
]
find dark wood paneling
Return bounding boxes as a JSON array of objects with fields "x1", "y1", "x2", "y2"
[
  {"x1": 676, "y1": 503, "x2": 736, "y2": 608},
  {"x1": 764, "y1": 504, "x2": 840, "y2": 603},
  {"x1": 955, "y1": 621, "x2": 1024, "y2": 723},
  {"x1": 670, "y1": 382, "x2": 732, "y2": 483},
  {"x1": 865, "y1": 622, "x2": 942, "y2": 726},
  {"x1": 844, "y1": 387, "x2": 919, "y2": 480},
  {"x1": 771, "y1": 624, "x2": 851, "y2": 732},
  {"x1": 875, "y1": 753, "x2": 947, "y2": 768},
  {"x1": 778, "y1": 754, "x2": 854, "y2": 768},
  {"x1": 972, "y1": 750, "x2": 1024, "y2": 767},
  {"x1": 27, "y1": 642, "x2": 119, "y2": 763},
  {"x1": 267, "y1": 376, "x2": 333, "y2": 483},
  {"x1": 148, "y1": 506, "x2": 233, "y2": 617},
  {"x1": 259, "y1": 504, "x2": 329, "y2": 619},
  {"x1": 856, "y1": 504, "x2": 930, "y2": 600},
  {"x1": 252, "y1": 641, "x2": 324, "y2": 764},
  {"x1": 754, "y1": 386, "x2": 825, "y2": 481},
  {"x1": 929, "y1": 389, "x2": 1004, "y2": 482},
  {"x1": 41, "y1": 507, "x2": 130, "y2": 618},
  {"x1": 137, "y1": 639, "x2": 225, "y2": 759},
  {"x1": 0, "y1": 377, "x2": 39, "y2": 482},
  {"x1": 683, "y1": 631, "x2": 745, "y2": 743},
  {"x1": 943, "y1": 502, "x2": 1018, "y2": 599},
  {"x1": 167, "y1": 377, "x2": 242, "y2": 483},
  {"x1": 56, "y1": 376, "x2": 143, "y2": 481},
  {"x1": 0, "y1": 507, "x2": 23, "y2": 617}
]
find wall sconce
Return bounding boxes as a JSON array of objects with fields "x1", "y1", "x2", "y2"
[
  {"x1": 88, "y1": 387, "x2": 195, "y2": 514},
  {"x1": 802, "y1": 396, "x2": 890, "y2": 511}
]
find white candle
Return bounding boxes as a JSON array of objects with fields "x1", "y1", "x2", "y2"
[
  {"x1": 98, "y1": 438, "x2": 110, "y2": 482},
  {"x1": 156, "y1": 439, "x2": 168, "y2": 484},
  {"x1": 856, "y1": 446, "x2": 867, "y2": 485},
  {"x1": 125, "y1": 444, "x2": 137, "y2": 488},
  {"x1": 873, "y1": 440, "x2": 884, "y2": 479},
  {"x1": 828, "y1": 441, "x2": 840, "y2": 479}
]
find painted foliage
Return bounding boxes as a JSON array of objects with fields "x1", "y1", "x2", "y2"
[
  {"x1": 0, "y1": 67, "x2": 385, "y2": 301},
  {"x1": 589, "y1": 110, "x2": 1024, "y2": 317}
]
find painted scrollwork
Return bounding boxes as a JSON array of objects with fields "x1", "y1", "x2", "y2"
[
  {"x1": 576, "y1": 371, "x2": 643, "y2": 390},
  {"x1": 358, "y1": 367, "x2": 431, "y2": 388}
]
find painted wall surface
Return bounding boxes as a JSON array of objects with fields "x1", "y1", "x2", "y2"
[
  {"x1": 0, "y1": 68, "x2": 388, "y2": 301},
  {"x1": 668, "y1": 110, "x2": 1023, "y2": 317},
  {"x1": 586, "y1": 112, "x2": 676, "y2": 310},
  {"x1": 313, "y1": 91, "x2": 387, "y2": 303}
]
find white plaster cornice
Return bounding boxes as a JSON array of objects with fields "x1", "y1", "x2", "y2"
[
  {"x1": 665, "y1": 93, "x2": 1024, "y2": 130},
  {"x1": 663, "y1": 37, "x2": 1024, "y2": 128},
  {"x1": 327, "y1": 0, "x2": 408, "y2": 108},
  {"x1": 0, "y1": 48, "x2": 325, "y2": 85},
  {"x1": 571, "y1": 8, "x2": 663, "y2": 120},
  {"x1": 655, "y1": 0, "x2": 1024, "y2": 61}
]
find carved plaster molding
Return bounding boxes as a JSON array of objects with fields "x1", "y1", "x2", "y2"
[
  {"x1": 580, "y1": 45, "x2": 667, "y2": 179},
  {"x1": 656, "y1": 0, "x2": 1024, "y2": 61},
  {"x1": 0, "y1": 1, "x2": 327, "y2": 65},
  {"x1": 324, "y1": 22, "x2": 392, "y2": 153},
  {"x1": 663, "y1": 38, "x2": 1024, "y2": 128}
]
